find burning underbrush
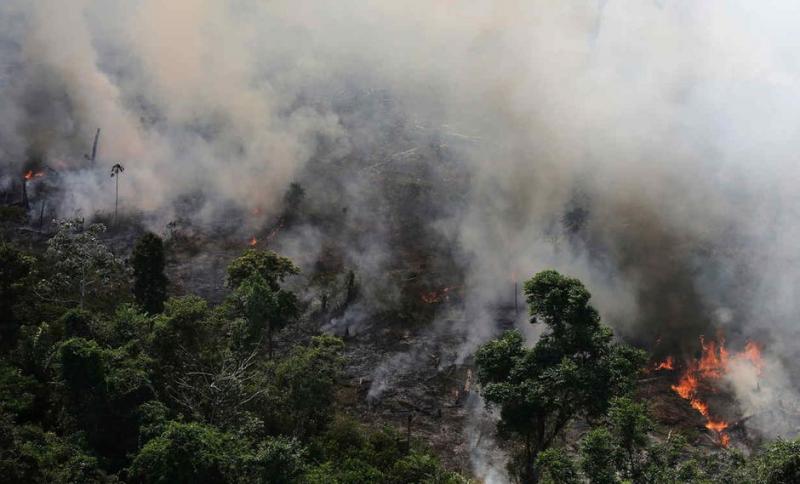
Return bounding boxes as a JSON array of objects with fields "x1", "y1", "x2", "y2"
[{"x1": 646, "y1": 335, "x2": 767, "y2": 449}]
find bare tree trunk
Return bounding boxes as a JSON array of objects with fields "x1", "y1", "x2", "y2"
[
  {"x1": 21, "y1": 180, "x2": 29, "y2": 210},
  {"x1": 114, "y1": 176, "x2": 119, "y2": 225},
  {"x1": 90, "y1": 128, "x2": 100, "y2": 166},
  {"x1": 39, "y1": 199, "x2": 46, "y2": 228}
]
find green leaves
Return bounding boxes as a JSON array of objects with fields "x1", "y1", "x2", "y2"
[
  {"x1": 524, "y1": 269, "x2": 599, "y2": 335},
  {"x1": 580, "y1": 427, "x2": 618, "y2": 484},
  {"x1": 0, "y1": 362, "x2": 36, "y2": 417},
  {"x1": 307, "y1": 415, "x2": 463, "y2": 484},
  {"x1": 476, "y1": 270, "x2": 645, "y2": 482},
  {"x1": 0, "y1": 239, "x2": 470, "y2": 483},
  {"x1": 226, "y1": 249, "x2": 299, "y2": 290},
  {"x1": 0, "y1": 242, "x2": 35, "y2": 350},
  {"x1": 40, "y1": 219, "x2": 128, "y2": 309},
  {"x1": 537, "y1": 448, "x2": 580, "y2": 484},
  {"x1": 475, "y1": 329, "x2": 525, "y2": 384},
  {"x1": 129, "y1": 421, "x2": 244, "y2": 484},
  {"x1": 228, "y1": 250, "x2": 300, "y2": 358},
  {"x1": 269, "y1": 335, "x2": 344, "y2": 438},
  {"x1": 749, "y1": 439, "x2": 800, "y2": 484},
  {"x1": 132, "y1": 232, "x2": 168, "y2": 315},
  {"x1": 59, "y1": 338, "x2": 106, "y2": 394}
]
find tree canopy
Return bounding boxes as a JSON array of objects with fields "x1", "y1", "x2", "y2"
[
  {"x1": 131, "y1": 232, "x2": 168, "y2": 314},
  {"x1": 475, "y1": 270, "x2": 646, "y2": 482}
]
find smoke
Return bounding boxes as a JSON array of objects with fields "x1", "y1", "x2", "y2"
[
  {"x1": 465, "y1": 393, "x2": 510, "y2": 483},
  {"x1": 3, "y1": 0, "x2": 800, "y2": 458}
]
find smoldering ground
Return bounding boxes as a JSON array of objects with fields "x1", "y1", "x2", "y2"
[{"x1": 3, "y1": 0, "x2": 800, "y2": 475}]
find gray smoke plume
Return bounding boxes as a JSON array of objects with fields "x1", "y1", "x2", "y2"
[{"x1": 3, "y1": 0, "x2": 800, "y2": 467}]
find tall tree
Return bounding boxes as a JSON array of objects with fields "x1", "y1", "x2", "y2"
[
  {"x1": 132, "y1": 232, "x2": 168, "y2": 314},
  {"x1": 475, "y1": 270, "x2": 646, "y2": 483},
  {"x1": 110, "y1": 163, "x2": 124, "y2": 225},
  {"x1": 0, "y1": 243, "x2": 34, "y2": 351},
  {"x1": 227, "y1": 249, "x2": 299, "y2": 358},
  {"x1": 39, "y1": 219, "x2": 127, "y2": 308},
  {"x1": 235, "y1": 273, "x2": 298, "y2": 358},
  {"x1": 226, "y1": 248, "x2": 299, "y2": 290}
]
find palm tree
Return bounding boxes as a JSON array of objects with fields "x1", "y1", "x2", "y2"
[{"x1": 110, "y1": 163, "x2": 125, "y2": 224}]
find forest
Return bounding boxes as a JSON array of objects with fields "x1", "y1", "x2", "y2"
[
  {"x1": 3, "y1": 1, "x2": 800, "y2": 482},
  {"x1": 1, "y1": 216, "x2": 798, "y2": 483}
]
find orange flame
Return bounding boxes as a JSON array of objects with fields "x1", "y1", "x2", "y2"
[
  {"x1": 669, "y1": 336, "x2": 764, "y2": 447},
  {"x1": 249, "y1": 236, "x2": 257, "y2": 246},
  {"x1": 23, "y1": 170, "x2": 44, "y2": 181},
  {"x1": 655, "y1": 356, "x2": 674, "y2": 371},
  {"x1": 421, "y1": 286, "x2": 460, "y2": 304},
  {"x1": 671, "y1": 372, "x2": 698, "y2": 399},
  {"x1": 739, "y1": 341, "x2": 764, "y2": 373}
]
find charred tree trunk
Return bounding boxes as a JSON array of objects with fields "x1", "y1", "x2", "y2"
[
  {"x1": 89, "y1": 128, "x2": 100, "y2": 166},
  {"x1": 114, "y1": 175, "x2": 119, "y2": 225},
  {"x1": 39, "y1": 199, "x2": 46, "y2": 228},
  {"x1": 21, "y1": 180, "x2": 29, "y2": 210}
]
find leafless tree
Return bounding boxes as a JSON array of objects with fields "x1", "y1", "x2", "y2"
[{"x1": 168, "y1": 345, "x2": 266, "y2": 427}]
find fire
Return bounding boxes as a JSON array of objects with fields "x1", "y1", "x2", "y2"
[
  {"x1": 739, "y1": 341, "x2": 764, "y2": 373},
  {"x1": 421, "y1": 286, "x2": 460, "y2": 304},
  {"x1": 655, "y1": 356, "x2": 674, "y2": 371},
  {"x1": 697, "y1": 337, "x2": 729, "y2": 378},
  {"x1": 668, "y1": 336, "x2": 764, "y2": 447},
  {"x1": 249, "y1": 236, "x2": 257, "y2": 246},
  {"x1": 672, "y1": 372, "x2": 698, "y2": 399},
  {"x1": 706, "y1": 418, "x2": 729, "y2": 433},
  {"x1": 23, "y1": 170, "x2": 44, "y2": 181}
]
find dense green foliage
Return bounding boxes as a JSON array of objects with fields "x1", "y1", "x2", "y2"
[
  {"x1": 476, "y1": 270, "x2": 800, "y2": 483},
  {"x1": 227, "y1": 249, "x2": 300, "y2": 357},
  {"x1": 0, "y1": 225, "x2": 458, "y2": 483},
  {"x1": 476, "y1": 270, "x2": 647, "y2": 482},
  {"x1": 532, "y1": 392, "x2": 800, "y2": 484},
  {"x1": 1, "y1": 225, "x2": 799, "y2": 483},
  {"x1": 0, "y1": 242, "x2": 34, "y2": 350},
  {"x1": 131, "y1": 233, "x2": 168, "y2": 314}
]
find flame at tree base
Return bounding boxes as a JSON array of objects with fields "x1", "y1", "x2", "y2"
[
  {"x1": 654, "y1": 356, "x2": 674, "y2": 371},
  {"x1": 663, "y1": 336, "x2": 763, "y2": 447}
]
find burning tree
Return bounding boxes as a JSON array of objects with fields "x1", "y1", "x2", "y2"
[{"x1": 475, "y1": 270, "x2": 646, "y2": 483}]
